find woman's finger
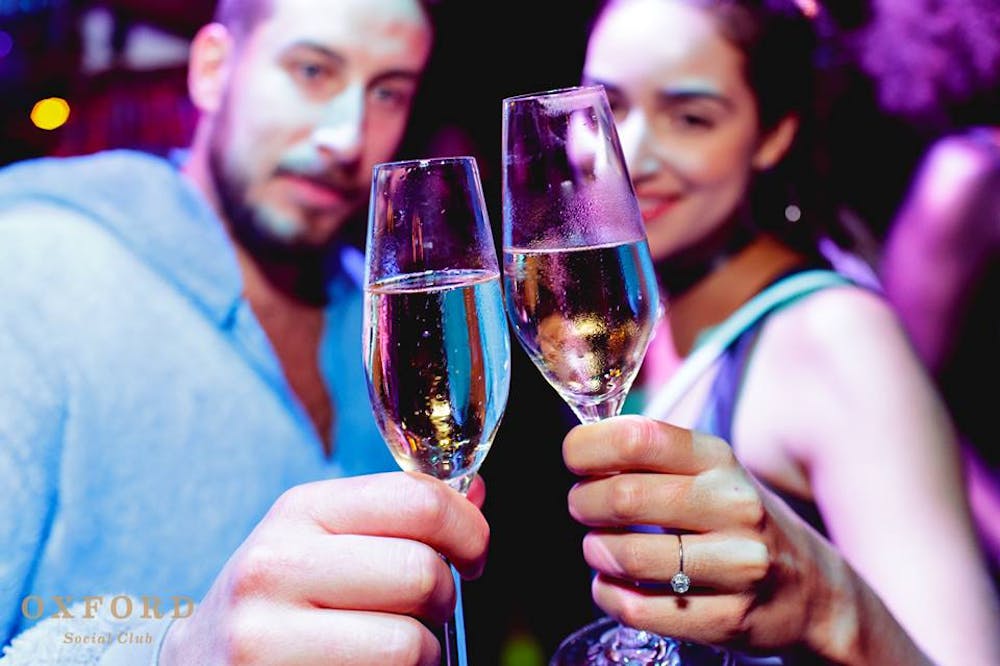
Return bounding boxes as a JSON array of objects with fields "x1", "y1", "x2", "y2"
[
  {"x1": 590, "y1": 575, "x2": 804, "y2": 651},
  {"x1": 563, "y1": 415, "x2": 734, "y2": 476},
  {"x1": 568, "y1": 469, "x2": 763, "y2": 532},
  {"x1": 582, "y1": 531, "x2": 770, "y2": 592}
]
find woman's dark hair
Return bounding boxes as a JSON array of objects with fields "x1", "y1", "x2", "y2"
[{"x1": 592, "y1": 0, "x2": 855, "y2": 257}]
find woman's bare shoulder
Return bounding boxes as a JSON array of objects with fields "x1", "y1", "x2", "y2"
[{"x1": 761, "y1": 285, "x2": 902, "y2": 365}]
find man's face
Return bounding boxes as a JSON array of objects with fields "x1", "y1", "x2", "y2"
[{"x1": 208, "y1": 0, "x2": 432, "y2": 254}]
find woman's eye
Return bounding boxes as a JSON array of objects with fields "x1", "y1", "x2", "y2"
[
  {"x1": 676, "y1": 112, "x2": 714, "y2": 129},
  {"x1": 606, "y1": 98, "x2": 627, "y2": 119}
]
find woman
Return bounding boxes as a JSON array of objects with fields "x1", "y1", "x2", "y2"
[{"x1": 561, "y1": 0, "x2": 1000, "y2": 663}]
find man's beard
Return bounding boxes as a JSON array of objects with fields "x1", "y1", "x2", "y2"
[{"x1": 208, "y1": 140, "x2": 336, "y2": 304}]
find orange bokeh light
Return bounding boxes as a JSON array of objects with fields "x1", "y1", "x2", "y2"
[{"x1": 30, "y1": 97, "x2": 71, "y2": 130}]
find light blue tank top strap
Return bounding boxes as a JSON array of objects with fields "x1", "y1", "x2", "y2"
[{"x1": 642, "y1": 269, "x2": 852, "y2": 420}]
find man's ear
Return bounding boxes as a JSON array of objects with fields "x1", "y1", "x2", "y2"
[
  {"x1": 752, "y1": 114, "x2": 799, "y2": 170},
  {"x1": 188, "y1": 23, "x2": 234, "y2": 114}
]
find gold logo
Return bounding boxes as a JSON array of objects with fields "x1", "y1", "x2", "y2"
[{"x1": 21, "y1": 595, "x2": 195, "y2": 620}]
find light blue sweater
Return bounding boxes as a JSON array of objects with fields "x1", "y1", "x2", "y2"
[{"x1": 0, "y1": 150, "x2": 394, "y2": 662}]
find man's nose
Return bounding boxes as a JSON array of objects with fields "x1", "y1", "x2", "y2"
[{"x1": 312, "y1": 82, "x2": 365, "y2": 164}]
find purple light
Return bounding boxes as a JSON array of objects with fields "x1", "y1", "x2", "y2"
[{"x1": 0, "y1": 31, "x2": 12, "y2": 60}]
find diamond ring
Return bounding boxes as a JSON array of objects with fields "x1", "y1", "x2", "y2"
[{"x1": 670, "y1": 534, "x2": 691, "y2": 594}]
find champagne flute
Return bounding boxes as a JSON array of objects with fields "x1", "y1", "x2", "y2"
[
  {"x1": 363, "y1": 156, "x2": 511, "y2": 665},
  {"x1": 502, "y1": 84, "x2": 659, "y2": 424},
  {"x1": 501, "y1": 85, "x2": 733, "y2": 665}
]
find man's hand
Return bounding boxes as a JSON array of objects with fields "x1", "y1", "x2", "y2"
[{"x1": 160, "y1": 471, "x2": 488, "y2": 665}]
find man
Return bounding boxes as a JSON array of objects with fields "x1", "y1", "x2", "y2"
[{"x1": 0, "y1": 0, "x2": 488, "y2": 663}]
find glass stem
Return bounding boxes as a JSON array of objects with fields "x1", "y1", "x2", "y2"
[
  {"x1": 571, "y1": 394, "x2": 627, "y2": 424},
  {"x1": 441, "y1": 476, "x2": 473, "y2": 665},
  {"x1": 443, "y1": 563, "x2": 468, "y2": 666}
]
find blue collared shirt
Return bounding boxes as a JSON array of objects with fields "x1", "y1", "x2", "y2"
[{"x1": 0, "y1": 149, "x2": 393, "y2": 649}]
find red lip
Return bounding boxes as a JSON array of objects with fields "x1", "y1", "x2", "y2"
[{"x1": 638, "y1": 196, "x2": 681, "y2": 223}]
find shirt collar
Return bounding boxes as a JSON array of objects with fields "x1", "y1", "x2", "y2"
[{"x1": 0, "y1": 149, "x2": 360, "y2": 326}]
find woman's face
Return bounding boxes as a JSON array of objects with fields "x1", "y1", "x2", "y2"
[{"x1": 583, "y1": 0, "x2": 791, "y2": 262}]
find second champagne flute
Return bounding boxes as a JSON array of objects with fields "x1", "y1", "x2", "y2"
[
  {"x1": 502, "y1": 83, "x2": 662, "y2": 664},
  {"x1": 502, "y1": 85, "x2": 733, "y2": 666},
  {"x1": 502, "y1": 84, "x2": 659, "y2": 424}
]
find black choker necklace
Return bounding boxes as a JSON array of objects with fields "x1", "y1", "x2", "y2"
[{"x1": 654, "y1": 222, "x2": 757, "y2": 299}]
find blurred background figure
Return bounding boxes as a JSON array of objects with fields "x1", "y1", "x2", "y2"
[{"x1": 828, "y1": 0, "x2": 1000, "y2": 588}]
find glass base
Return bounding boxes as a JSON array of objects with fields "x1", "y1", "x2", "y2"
[{"x1": 550, "y1": 617, "x2": 736, "y2": 666}]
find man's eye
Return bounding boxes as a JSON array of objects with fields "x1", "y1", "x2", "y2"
[
  {"x1": 297, "y1": 62, "x2": 332, "y2": 81},
  {"x1": 285, "y1": 57, "x2": 338, "y2": 92},
  {"x1": 371, "y1": 86, "x2": 412, "y2": 110}
]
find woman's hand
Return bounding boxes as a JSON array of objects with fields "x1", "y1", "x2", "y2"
[{"x1": 563, "y1": 415, "x2": 931, "y2": 663}]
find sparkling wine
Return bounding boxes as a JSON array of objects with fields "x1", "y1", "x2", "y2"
[
  {"x1": 364, "y1": 269, "x2": 510, "y2": 490},
  {"x1": 504, "y1": 239, "x2": 659, "y2": 421}
]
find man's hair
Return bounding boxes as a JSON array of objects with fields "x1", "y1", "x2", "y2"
[
  {"x1": 212, "y1": 0, "x2": 439, "y2": 44},
  {"x1": 213, "y1": 0, "x2": 274, "y2": 43}
]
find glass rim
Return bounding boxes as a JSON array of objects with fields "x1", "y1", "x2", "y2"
[
  {"x1": 502, "y1": 83, "x2": 605, "y2": 105},
  {"x1": 372, "y1": 156, "x2": 479, "y2": 172}
]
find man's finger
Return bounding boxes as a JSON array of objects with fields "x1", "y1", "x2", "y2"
[
  {"x1": 229, "y1": 533, "x2": 457, "y2": 623},
  {"x1": 214, "y1": 604, "x2": 440, "y2": 666},
  {"x1": 267, "y1": 472, "x2": 489, "y2": 578}
]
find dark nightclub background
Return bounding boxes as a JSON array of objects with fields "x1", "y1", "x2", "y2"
[{"x1": 0, "y1": 1, "x2": 961, "y2": 664}]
